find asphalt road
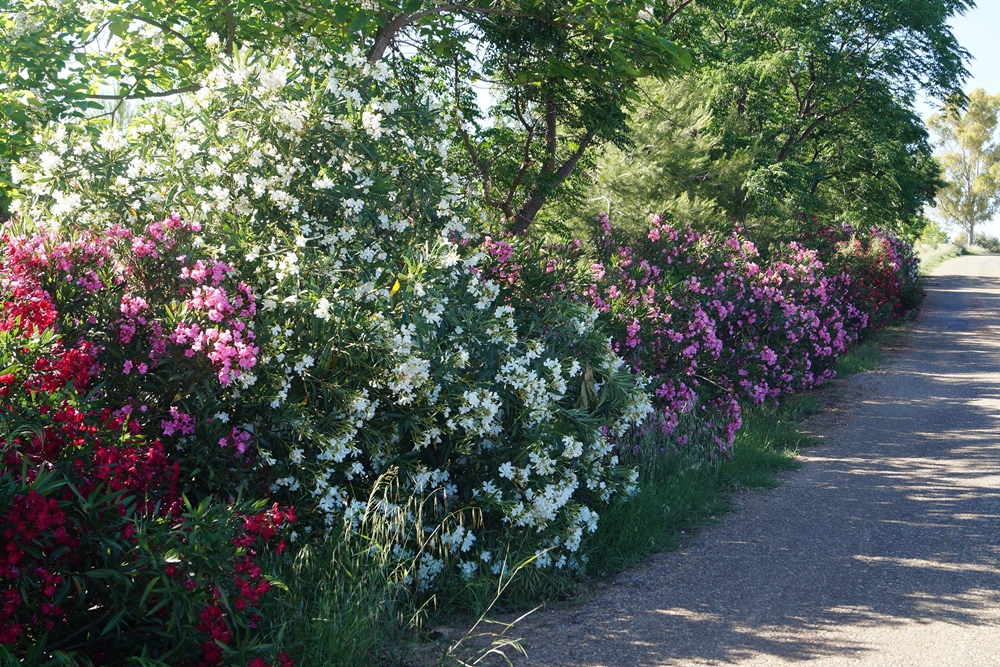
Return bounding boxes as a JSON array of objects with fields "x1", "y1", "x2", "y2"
[{"x1": 511, "y1": 254, "x2": 1000, "y2": 666}]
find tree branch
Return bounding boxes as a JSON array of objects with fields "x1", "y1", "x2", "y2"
[
  {"x1": 662, "y1": 0, "x2": 696, "y2": 25},
  {"x1": 78, "y1": 23, "x2": 112, "y2": 49},
  {"x1": 460, "y1": 129, "x2": 509, "y2": 216},
  {"x1": 543, "y1": 94, "x2": 557, "y2": 172},
  {"x1": 453, "y1": 55, "x2": 510, "y2": 218},
  {"x1": 124, "y1": 13, "x2": 202, "y2": 56},
  {"x1": 498, "y1": 86, "x2": 538, "y2": 213},
  {"x1": 225, "y1": 5, "x2": 236, "y2": 57},
  {"x1": 87, "y1": 84, "x2": 201, "y2": 100},
  {"x1": 367, "y1": 5, "x2": 564, "y2": 62},
  {"x1": 504, "y1": 133, "x2": 536, "y2": 211},
  {"x1": 777, "y1": 71, "x2": 867, "y2": 162},
  {"x1": 512, "y1": 130, "x2": 595, "y2": 234}
]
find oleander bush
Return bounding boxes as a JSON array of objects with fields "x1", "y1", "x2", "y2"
[
  {"x1": 807, "y1": 222, "x2": 923, "y2": 327},
  {"x1": 585, "y1": 213, "x2": 859, "y2": 452},
  {"x1": 0, "y1": 227, "x2": 294, "y2": 665}
]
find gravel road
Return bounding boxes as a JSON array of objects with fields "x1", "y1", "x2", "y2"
[{"x1": 508, "y1": 254, "x2": 1000, "y2": 666}]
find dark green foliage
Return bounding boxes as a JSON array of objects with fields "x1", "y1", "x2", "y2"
[{"x1": 565, "y1": 0, "x2": 970, "y2": 243}]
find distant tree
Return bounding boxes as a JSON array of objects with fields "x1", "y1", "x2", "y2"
[
  {"x1": 664, "y1": 0, "x2": 969, "y2": 239},
  {"x1": 929, "y1": 88, "x2": 1000, "y2": 245},
  {"x1": 550, "y1": 76, "x2": 749, "y2": 237}
]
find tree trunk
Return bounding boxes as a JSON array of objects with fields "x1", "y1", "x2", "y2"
[
  {"x1": 968, "y1": 225, "x2": 975, "y2": 246},
  {"x1": 512, "y1": 197, "x2": 545, "y2": 235},
  {"x1": 224, "y1": 5, "x2": 235, "y2": 56},
  {"x1": 510, "y1": 130, "x2": 595, "y2": 234},
  {"x1": 368, "y1": 21, "x2": 396, "y2": 63}
]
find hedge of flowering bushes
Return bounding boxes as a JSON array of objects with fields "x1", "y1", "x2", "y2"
[
  {"x1": 0, "y1": 43, "x2": 922, "y2": 664},
  {"x1": 482, "y1": 213, "x2": 920, "y2": 458},
  {"x1": 589, "y1": 213, "x2": 919, "y2": 454}
]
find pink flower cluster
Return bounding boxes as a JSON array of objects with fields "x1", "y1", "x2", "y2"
[
  {"x1": 162, "y1": 406, "x2": 196, "y2": 437},
  {"x1": 482, "y1": 236, "x2": 521, "y2": 285},
  {"x1": 131, "y1": 211, "x2": 202, "y2": 259},
  {"x1": 111, "y1": 219, "x2": 261, "y2": 388},
  {"x1": 170, "y1": 262, "x2": 258, "y2": 386},
  {"x1": 219, "y1": 427, "x2": 253, "y2": 456},
  {"x1": 2, "y1": 226, "x2": 121, "y2": 293}
]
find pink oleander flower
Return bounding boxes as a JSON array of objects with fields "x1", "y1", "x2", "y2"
[
  {"x1": 162, "y1": 407, "x2": 195, "y2": 437},
  {"x1": 219, "y1": 428, "x2": 253, "y2": 456}
]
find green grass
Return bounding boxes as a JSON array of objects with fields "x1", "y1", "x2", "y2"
[
  {"x1": 582, "y1": 392, "x2": 817, "y2": 578},
  {"x1": 835, "y1": 338, "x2": 881, "y2": 375},
  {"x1": 257, "y1": 474, "x2": 448, "y2": 667},
  {"x1": 723, "y1": 394, "x2": 817, "y2": 489},
  {"x1": 835, "y1": 324, "x2": 905, "y2": 377},
  {"x1": 916, "y1": 242, "x2": 963, "y2": 275},
  {"x1": 258, "y1": 540, "x2": 414, "y2": 667}
]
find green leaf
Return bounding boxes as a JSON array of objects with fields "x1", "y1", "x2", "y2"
[
  {"x1": 138, "y1": 576, "x2": 161, "y2": 609},
  {"x1": 348, "y1": 11, "x2": 370, "y2": 34},
  {"x1": 333, "y1": 4, "x2": 352, "y2": 23},
  {"x1": 108, "y1": 20, "x2": 129, "y2": 38},
  {"x1": 102, "y1": 607, "x2": 131, "y2": 636}
]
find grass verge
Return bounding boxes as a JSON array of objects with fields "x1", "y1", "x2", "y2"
[
  {"x1": 916, "y1": 242, "x2": 964, "y2": 275},
  {"x1": 581, "y1": 391, "x2": 817, "y2": 579}
]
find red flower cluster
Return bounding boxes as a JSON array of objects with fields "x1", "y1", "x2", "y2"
[
  {"x1": 0, "y1": 286, "x2": 57, "y2": 335},
  {"x1": 236, "y1": 503, "x2": 297, "y2": 548},
  {"x1": 171, "y1": 503, "x2": 296, "y2": 666},
  {"x1": 248, "y1": 652, "x2": 295, "y2": 667}
]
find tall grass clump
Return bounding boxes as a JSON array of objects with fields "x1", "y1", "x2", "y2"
[
  {"x1": 257, "y1": 472, "x2": 431, "y2": 666},
  {"x1": 917, "y1": 242, "x2": 963, "y2": 274}
]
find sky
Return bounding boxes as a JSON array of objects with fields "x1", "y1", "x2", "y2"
[{"x1": 917, "y1": 1, "x2": 1000, "y2": 236}]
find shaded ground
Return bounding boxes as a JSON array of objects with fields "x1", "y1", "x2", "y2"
[{"x1": 504, "y1": 255, "x2": 1000, "y2": 666}]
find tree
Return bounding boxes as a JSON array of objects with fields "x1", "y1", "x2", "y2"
[
  {"x1": 434, "y1": 1, "x2": 695, "y2": 233},
  {"x1": 660, "y1": 0, "x2": 970, "y2": 239},
  {"x1": 551, "y1": 76, "x2": 749, "y2": 236},
  {"x1": 928, "y1": 88, "x2": 1000, "y2": 245}
]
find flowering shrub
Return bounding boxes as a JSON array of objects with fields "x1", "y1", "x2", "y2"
[
  {"x1": 0, "y1": 245, "x2": 292, "y2": 665},
  {"x1": 782, "y1": 220, "x2": 924, "y2": 330},
  {"x1": 828, "y1": 226, "x2": 923, "y2": 328},
  {"x1": 581, "y1": 212, "x2": 921, "y2": 453},
  {"x1": 7, "y1": 45, "x2": 649, "y2": 588}
]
